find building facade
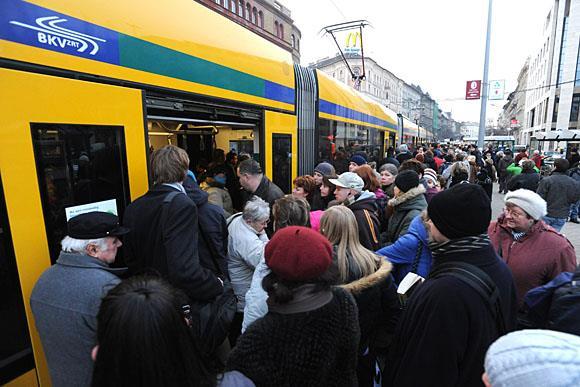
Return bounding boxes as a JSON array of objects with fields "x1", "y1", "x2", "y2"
[
  {"x1": 310, "y1": 54, "x2": 404, "y2": 113},
  {"x1": 522, "y1": 0, "x2": 580, "y2": 150},
  {"x1": 499, "y1": 59, "x2": 529, "y2": 143},
  {"x1": 197, "y1": 0, "x2": 301, "y2": 62},
  {"x1": 460, "y1": 121, "x2": 479, "y2": 138},
  {"x1": 312, "y1": 54, "x2": 458, "y2": 140}
]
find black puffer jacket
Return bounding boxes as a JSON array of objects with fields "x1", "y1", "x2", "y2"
[
  {"x1": 340, "y1": 260, "x2": 401, "y2": 386},
  {"x1": 226, "y1": 287, "x2": 360, "y2": 387},
  {"x1": 386, "y1": 185, "x2": 427, "y2": 244},
  {"x1": 507, "y1": 170, "x2": 541, "y2": 192},
  {"x1": 347, "y1": 191, "x2": 381, "y2": 251}
]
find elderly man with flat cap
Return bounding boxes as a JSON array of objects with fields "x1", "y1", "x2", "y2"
[
  {"x1": 30, "y1": 211, "x2": 129, "y2": 387},
  {"x1": 385, "y1": 183, "x2": 517, "y2": 387}
]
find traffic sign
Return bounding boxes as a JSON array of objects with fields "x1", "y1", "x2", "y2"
[
  {"x1": 489, "y1": 80, "x2": 505, "y2": 100},
  {"x1": 466, "y1": 80, "x2": 481, "y2": 100}
]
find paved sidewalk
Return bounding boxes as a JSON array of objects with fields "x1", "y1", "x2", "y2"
[{"x1": 490, "y1": 184, "x2": 580, "y2": 263}]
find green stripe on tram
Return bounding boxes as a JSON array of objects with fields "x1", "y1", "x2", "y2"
[{"x1": 118, "y1": 34, "x2": 266, "y2": 98}]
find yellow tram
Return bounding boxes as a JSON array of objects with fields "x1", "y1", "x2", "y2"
[{"x1": 0, "y1": 0, "x2": 399, "y2": 385}]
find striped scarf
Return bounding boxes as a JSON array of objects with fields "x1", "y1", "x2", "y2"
[
  {"x1": 429, "y1": 233, "x2": 491, "y2": 259},
  {"x1": 511, "y1": 231, "x2": 527, "y2": 241}
]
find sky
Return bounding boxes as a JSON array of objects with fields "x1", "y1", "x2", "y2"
[{"x1": 289, "y1": 0, "x2": 553, "y2": 123}]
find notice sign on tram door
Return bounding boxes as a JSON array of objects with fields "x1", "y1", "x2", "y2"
[{"x1": 465, "y1": 80, "x2": 481, "y2": 100}]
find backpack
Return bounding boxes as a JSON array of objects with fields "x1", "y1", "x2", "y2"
[
  {"x1": 520, "y1": 266, "x2": 580, "y2": 335},
  {"x1": 162, "y1": 192, "x2": 237, "y2": 358},
  {"x1": 429, "y1": 262, "x2": 507, "y2": 335}
]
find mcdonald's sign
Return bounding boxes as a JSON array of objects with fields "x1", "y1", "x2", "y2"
[{"x1": 344, "y1": 31, "x2": 361, "y2": 54}]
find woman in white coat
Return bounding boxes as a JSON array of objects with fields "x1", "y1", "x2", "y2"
[{"x1": 227, "y1": 196, "x2": 270, "y2": 345}]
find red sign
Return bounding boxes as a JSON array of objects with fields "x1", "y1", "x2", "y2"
[{"x1": 465, "y1": 80, "x2": 481, "y2": 100}]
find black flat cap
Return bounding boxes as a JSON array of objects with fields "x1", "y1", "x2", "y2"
[{"x1": 67, "y1": 211, "x2": 129, "y2": 239}]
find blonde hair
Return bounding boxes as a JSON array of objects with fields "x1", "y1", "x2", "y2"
[{"x1": 320, "y1": 206, "x2": 380, "y2": 282}]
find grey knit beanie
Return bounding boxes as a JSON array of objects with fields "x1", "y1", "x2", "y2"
[
  {"x1": 379, "y1": 163, "x2": 398, "y2": 176},
  {"x1": 485, "y1": 329, "x2": 580, "y2": 387},
  {"x1": 505, "y1": 189, "x2": 547, "y2": 220},
  {"x1": 314, "y1": 162, "x2": 336, "y2": 177}
]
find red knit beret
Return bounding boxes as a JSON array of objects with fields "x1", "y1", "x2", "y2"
[{"x1": 265, "y1": 226, "x2": 333, "y2": 281}]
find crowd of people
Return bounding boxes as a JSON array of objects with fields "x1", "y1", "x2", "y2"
[{"x1": 29, "y1": 142, "x2": 580, "y2": 386}]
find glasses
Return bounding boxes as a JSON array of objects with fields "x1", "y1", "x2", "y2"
[{"x1": 503, "y1": 207, "x2": 526, "y2": 218}]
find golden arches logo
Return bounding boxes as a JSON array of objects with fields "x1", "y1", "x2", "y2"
[{"x1": 345, "y1": 31, "x2": 361, "y2": 48}]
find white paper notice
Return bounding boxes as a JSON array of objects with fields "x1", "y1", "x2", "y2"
[{"x1": 65, "y1": 199, "x2": 118, "y2": 221}]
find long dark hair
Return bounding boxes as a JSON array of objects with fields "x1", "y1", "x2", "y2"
[{"x1": 92, "y1": 276, "x2": 213, "y2": 387}]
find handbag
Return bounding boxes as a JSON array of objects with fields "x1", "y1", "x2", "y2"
[
  {"x1": 397, "y1": 241, "x2": 424, "y2": 307},
  {"x1": 196, "y1": 225, "x2": 237, "y2": 354}
]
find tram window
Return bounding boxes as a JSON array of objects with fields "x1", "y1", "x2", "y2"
[
  {"x1": 272, "y1": 134, "x2": 292, "y2": 194},
  {"x1": 31, "y1": 124, "x2": 130, "y2": 264},
  {"x1": 0, "y1": 176, "x2": 34, "y2": 384}
]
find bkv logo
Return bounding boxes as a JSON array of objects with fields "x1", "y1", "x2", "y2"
[
  {"x1": 344, "y1": 31, "x2": 361, "y2": 54},
  {"x1": 10, "y1": 15, "x2": 106, "y2": 55}
]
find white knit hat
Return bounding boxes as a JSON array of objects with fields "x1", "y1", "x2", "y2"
[
  {"x1": 504, "y1": 189, "x2": 547, "y2": 220},
  {"x1": 485, "y1": 329, "x2": 580, "y2": 387}
]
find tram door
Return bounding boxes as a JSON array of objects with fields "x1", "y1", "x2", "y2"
[
  {"x1": 265, "y1": 111, "x2": 298, "y2": 194},
  {"x1": 0, "y1": 68, "x2": 148, "y2": 386}
]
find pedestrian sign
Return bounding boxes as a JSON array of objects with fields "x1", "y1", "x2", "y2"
[{"x1": 489, "y1": 80, "x2": 505, "y2": 100}]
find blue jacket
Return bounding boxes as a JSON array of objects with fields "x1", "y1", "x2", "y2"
[{"x1": 376, "y1": 215, "x2": 432, "y2": 284}]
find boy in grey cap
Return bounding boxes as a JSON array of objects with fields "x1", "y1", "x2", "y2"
[{"x1": 329, "y1": 172, "x2": 380, "y2": 250}]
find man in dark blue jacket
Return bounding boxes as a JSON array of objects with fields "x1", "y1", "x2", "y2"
[
  {"x1": 183, "y1": 174, "x2": 229, "y2": 276},
  {"x1": 386, "y1": 184, "x2": 518, "y2": 387}
]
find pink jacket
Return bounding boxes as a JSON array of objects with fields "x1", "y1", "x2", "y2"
[
  {"x1": 488, "y1": 215, "x2": 577, "y2": 306},
  {"x1": 310, "y1": 210, "x2": 324, "y2": 232}
]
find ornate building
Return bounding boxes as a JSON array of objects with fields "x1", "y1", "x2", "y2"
[{"x1": 197, "y1": 0, "x2": 301, "y2": 62}]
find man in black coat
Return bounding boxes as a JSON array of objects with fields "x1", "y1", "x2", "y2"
[
  {"x1": 123, "y1": 145, "x2": 223, "y2": 303},
  {"x1": 386, "y1": 183, "x2": 517, "y2": 387},
  {"x1": 237, "y1": 159, "x2": 284, "y2": 237}
]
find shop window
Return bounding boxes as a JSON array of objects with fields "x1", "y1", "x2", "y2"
[
  {"x1": 31, "y1": 124, "x2": 130, "y2": 264},
  {"x1": 0, "y1": 176, "x2": 34, "y2": 384},
  {"x1": 272, "y1": 134, "x2": 292, "y2": 194}
]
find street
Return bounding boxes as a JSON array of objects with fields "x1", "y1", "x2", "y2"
[{"x1": 490, "y1": 184, "x2": 580, "y2": 263}]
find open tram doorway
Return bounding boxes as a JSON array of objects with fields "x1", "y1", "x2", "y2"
[{"x1": 145, "y1": 94, "x2": 262, "y2": 180}]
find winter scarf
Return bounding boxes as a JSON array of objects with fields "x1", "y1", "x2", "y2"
[{"x1": 429, "y1": 233, "x2": 491, "y2": 259}]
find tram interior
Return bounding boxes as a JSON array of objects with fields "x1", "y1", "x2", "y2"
[
  {"x1": 145, "y1": 91, "x2": 263, "y2": 177},
  {"x1": 147, "y1": 120, "x2": 258, "y2": 172}
]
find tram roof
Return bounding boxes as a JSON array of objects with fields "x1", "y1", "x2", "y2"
[
  {"x1": 1, "y1": 0, "x2": 296, "y2": 111},
  {"x1": 315, "y1": 70, "x2": 398, "y2": 132}
]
